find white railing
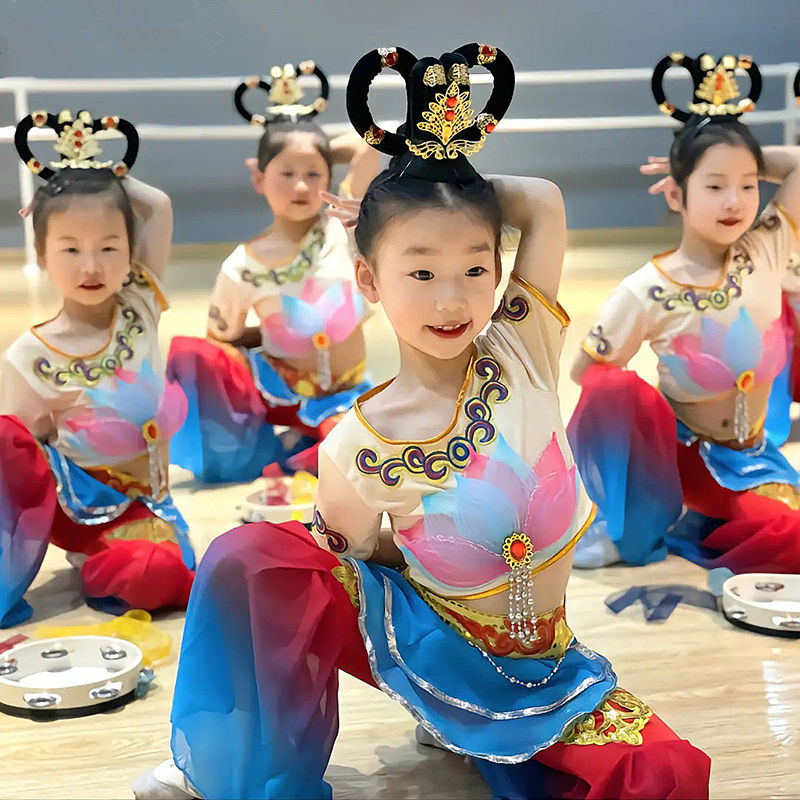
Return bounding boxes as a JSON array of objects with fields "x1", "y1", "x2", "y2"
[{"x1": 2, "y1": 64, "x2": 799, "y2": 272}]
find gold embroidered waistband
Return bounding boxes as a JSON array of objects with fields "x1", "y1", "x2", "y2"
[
  {"x1": 84, "y1": 464, "x2": 166, "y2": 501},
  {"x1": 668, "y1": 400, "x2": 766, "y2": 450},
  {"x1": 409, "y1": 575, "x2": 573, "y2": 659},
  {"x1": 265, "y1": 355, "x2": 366, "y2": 398}
]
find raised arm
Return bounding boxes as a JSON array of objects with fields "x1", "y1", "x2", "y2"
[
  {"x1": 761, "y1": 146, "x2": 800, "y2": 225},
  {"x1": 124, "y1": 176, "x2": 174, "y2": 281},
  {"x1": 329, "y1": 132, "x2": 381, "y2": 199},
  {"x1": 490, "y1": 176, "x2": 567, "y2": 304}
]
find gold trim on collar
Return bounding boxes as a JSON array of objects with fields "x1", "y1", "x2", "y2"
[
  {"x1": 31, "y1": 304, "x2": 121, "y2": 360},
  {"x1": 353, "y1": 349, "x2": 477, "y2": 446},
  {"x1": 650, "y1": 247, "x2": 731, "y2": 290}
]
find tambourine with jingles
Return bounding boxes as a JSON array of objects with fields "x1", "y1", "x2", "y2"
[
  {"x1": 0, "y1": 635, "x2": 151, "y2": 719},
  {"x1": 722, "y1": 573, "x2": 800, "y2": 638}
]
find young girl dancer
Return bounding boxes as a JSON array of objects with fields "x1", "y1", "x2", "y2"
[
  {"x1": 139, "y1": 44, "x2": 709, "y2": 800},
  {"x1": 0, "y1": 110, "x2": 195, "y2": 626},
  {"x1": 167, "y1": 60, "x2": 379, "y2": 483},
  {"x1": 569, "y1": 52, "x2": 800, "y2": 571}
]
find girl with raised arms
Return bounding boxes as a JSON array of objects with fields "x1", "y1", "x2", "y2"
[
  {"x1": 0, "y1": 110, "x2": 195, "y2": 626},
  {"x1": 137, "y1": 44, "x2": 709, "y2": 800},
  {"x1": 570, "y1": 53, "x2": 800, "y2": 572},
  {"x1": 166, "y1": 60, "x2": 379, "y2": 483}
]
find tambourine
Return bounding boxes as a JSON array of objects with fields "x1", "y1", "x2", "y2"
[
  {"x1": 237, "y1": 473, "x2": 316, "y2": 525},
  {"x1": 0, "y1": 635, "x2": 151, "y2": 719},
  {"x1": 722, "y1": 573, "x2": 800, "y2": 638}
]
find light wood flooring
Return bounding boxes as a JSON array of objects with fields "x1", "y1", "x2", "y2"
[{"x1": 1, "y1": 237, "x2": 798, "y2": 799}]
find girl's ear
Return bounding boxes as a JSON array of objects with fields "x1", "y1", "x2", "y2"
[
  {"x1": 664, "y1": 177, "x2": 684, "y2": 214},
  {"x1": 245, "y1": 158, "x2": 265, "y2": 195},
  {"x1": 355, "y1": 254, "x2": 379, "y2": 303}
]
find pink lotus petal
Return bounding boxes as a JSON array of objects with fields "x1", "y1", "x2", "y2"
[
  {"x1": 401, "y1": 515, "x2": 459, "y2": 543},
  {"x1": 755, "y1": 319, "x2": 789, "y2": 383},
  {"x1": 324, "y1": 294, "x2": 360, "y2": 344},
  {"x1": 300, "y1": 277, "x2": 328, "y2": 305},
  {"x1": 699, "y1": 318, "x2": 728, "y2": 358},
  {"x1": 155, "y1": 380, "x2": 188, "y2": 438},
  {"x1": 464, "y1": 456, "x2": 532, "y2": 521},
  {"x1": 684, "y1": 354, "x2": 735, "y2": 393},
  {"x1": 115, "y1": 367, "x2": 138, "y2": 384},
  {"x1": 523, "y1": 466, "x2": 577, "y2": 550},
  {"x1": 260, "y1": 315, "x2": 315, "y2": 356},
  {"x1": 532, "y1": 433, "x2": 567, "y2": 480},
  {"x1": 404, "y1": 535, "x2": 508, "y2": 588},
  {"x1": 68, "y1": 418, "x2": 144, "y2": 457},
  {"x1": 671, "y1": 334, "x2": 702, "y2": 360}
]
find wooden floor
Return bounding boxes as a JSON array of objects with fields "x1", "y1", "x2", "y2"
[{"x1": 2, "y1": 238, "x2": 799, "y2": 800}]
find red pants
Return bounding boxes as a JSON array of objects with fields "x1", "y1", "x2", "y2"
[
  {"x1": 0, "y1": 415, "x2": 193, "y2": 627},
  {"x1": 570, "y1": 364, "x2": 800, "y2": 573},
  {"x1": 170, "y1": 522, "x2": 710, "y2": 799}
]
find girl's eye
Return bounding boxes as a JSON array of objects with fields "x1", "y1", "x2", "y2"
[
  {"x1": 466, "y1": 266, "x2": 488, "y2": 277},
  {"x1": 102, "y1": 246, "x2": 118, "y2": 252},
  {"x1": 706, "y1": 185, "x2": 721, "y2": 191},
  {"x1": 410, "y1": 270, "x2": 434, "y2": 281},
  {"x1": 281, "y1": 172, "x2": 294, "y2": 178},
  {"x1": 62, "y1": 247, "x2": 79, "y2": 254},
  {"x1": 308, "y1": 172, "x2": 321, "y2": 179},
  {"x1": 743, "y1": 184, "x2": 756, "y2": 190}
]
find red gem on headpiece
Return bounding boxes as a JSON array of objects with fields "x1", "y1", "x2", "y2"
[
  {"x1": 509, "y1": 540, "x2": 528, "y2": 562},
  {"x1": 384, "y1": 51, "x2": 397, "y2": 67},
  {"x1": 481, "y1": 45, "x2": 493, "y2": 58},
  {"x1": 33, "y1": 160, "x2": 41, "y2": 169},
  {"x1": 446, "y1": 96, "x2": 458, "y2": 108},
  {"x1": 102, "y1": 116, "x2": 118, "y2": 129},
  {"x1": 113, "y1": 163, "x2": 128, "y2": 177},
  {"x1": 74, "y1": 130, "x2": 83, "y2": 138},
  {"x1": 33, "y1": 112, "x2": 47, "y2": 125},
  {"x1": 485, "y1": 123, "x2": 496, "y2": 133},
  {"x1": 444, "y1": 110, "x2": 455, "y2": 121},
  {"x1": 715, "y1": 73, "x2": 724, "y2": 91},
  {"x1": 146, "y1": 422, "x2": 158, "y2": 440}
]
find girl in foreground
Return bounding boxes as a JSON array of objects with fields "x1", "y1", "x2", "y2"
[
  {"x1": 570, "y1": 53, "x2": 800, "y2": 572},
  {"x1": 167, "y1": 60, "x2": 379, "y2": 482},
  {"x1": 138, "y1": 45, "x2": 709, "y2": 800},
  {"x1": 0, "y1": 110, "x2": 194, "y2": 626}
]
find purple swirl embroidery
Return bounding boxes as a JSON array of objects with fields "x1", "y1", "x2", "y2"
[
  {"x1": 33, "y1": 306, "x2": 144, "y2": 388},
  {"x1": 648, "y1": 250, "x2": 754, "y2": 312},
  {"x1": 356, "y1": 356, "x2": 508, "y2": 486},
  {"x1": 313, "y1": 508, "x2": 348, "y2": 553},
  {"x1": 492, "y1": 293, "x2": 530, "y2": 323}
]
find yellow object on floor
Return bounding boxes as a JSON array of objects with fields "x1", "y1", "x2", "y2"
[{"x1": 35, "y1": 610, "x2": 172, "y2": 666}]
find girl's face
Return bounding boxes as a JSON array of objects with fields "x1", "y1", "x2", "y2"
[
  {"x1": 255, "y1": 132, "x2": 330, "y2": 222},
  {"x1": 668, "y1": 143, "x2": 760, "y2": 247},
  {"x1": 356, "y1": 208, "x2": 500, "y2": 361},
  {"x1": 37, "y1": 195, "x2": 131, "y2": 307}
]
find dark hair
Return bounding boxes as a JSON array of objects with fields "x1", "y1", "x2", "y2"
[
  {"x1": 355, "y1": 165, "x2": 502, "y2": 263},
  {"x1": 33, "y1": 168, "x2": 135, "y2": 253},
  {"x1": 256, "y1": 119, "x2": 332, "y2": 176},
  {"x1": 669, "y1": 116, "x2": 764, "y2": 200}
]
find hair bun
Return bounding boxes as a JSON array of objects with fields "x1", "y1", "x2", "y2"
[{"x1": 347, "y1": 43, "x2": 514, "y2": 182}]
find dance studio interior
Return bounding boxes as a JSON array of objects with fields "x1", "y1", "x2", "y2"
[{"x1": 1, "y1": 1, "x2": 798, "y2": 798}]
